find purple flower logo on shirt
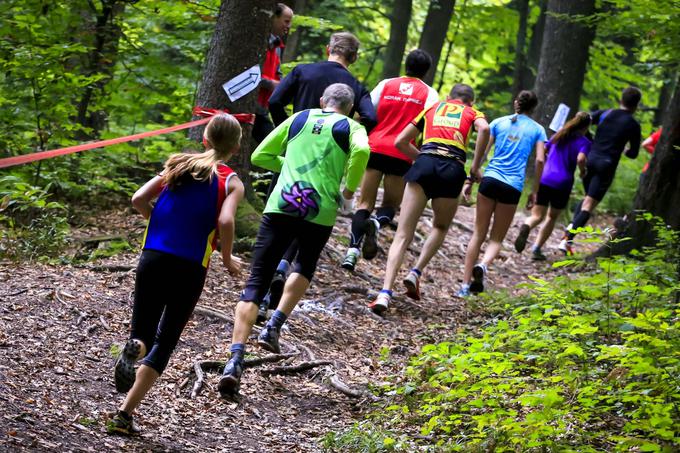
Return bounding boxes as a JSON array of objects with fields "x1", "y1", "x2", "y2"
[{"x1": 279, "y1": 181, "x2": 320, "y2": 219}]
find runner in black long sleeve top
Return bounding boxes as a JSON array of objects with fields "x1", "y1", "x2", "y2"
[
  {"x1": 559, "y1": 86, "x2": 642, "y2": 255},
  {"x1": 268, "y1": 55, "x2": 377, "y2": 131}
]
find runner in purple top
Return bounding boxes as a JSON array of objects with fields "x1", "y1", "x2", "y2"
[{"x1": 514, "y1": 111, "x2": 591, "y2": 260}]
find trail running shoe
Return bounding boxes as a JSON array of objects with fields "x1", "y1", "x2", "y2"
[
  {"x1": 267, "y1": 270, "x2": 287, "y2": 309},
  {"x1": 361, "y1": 218, "x2": 380, "y2": 260},
  {"x1": 558, "y1": 237, "x2": 574, "y2": 256},
  {"x1": 106, "y1": 411, "x2": 140, "y2": 436},
  {"x1": 403, "y1": 271, "x2": 421, "y2": 300},
  {"x1": 532, "y1": 248, "x2": 547, "y2": 261},
  {"x1": 341, "y1": 248, "x2": 360, "y2": 271},
  {"x1": 114, "y1": 339, "x2": 141, "y2": 393},
  {"x1": 469, "y1": 264, "x2": 486, "y2": 294},
  {"x1": 257, "y1": 326, "x2": 281, "y2": 354},
  {"x1": 218, "y1": 357, "x2": 243, "y2": 399},
  {"x1": 455, "y1": 285, "x2": 471, "y2": 298},
  {"x1": 514, "y1": 224, "x2": 530, "y2": 253},
  {"x1": 368, "y1": 292, "x2": 391, "y2": 315}
]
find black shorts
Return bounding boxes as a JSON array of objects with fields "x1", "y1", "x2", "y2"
[
  {"x1": 241, "y1": 213, "x2": 333, "y2": 305},
  {"x1": 367, "y1": 152, "x2": 412, "y2": 177},
  {"x1": 536, "y1": 183, "x2": 571, "y2": 210},
  {"x1": 583, "y1": 158, "x2": 617, "y2": 202},
  {"x1": 478, "y1": 177, "x2": 522, "y2": 205},
  {"x1": 403, "y1": 154, "x2": 466, "y2": 200}
]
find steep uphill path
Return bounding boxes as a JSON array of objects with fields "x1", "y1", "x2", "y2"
[{"x1": 0, "y1": 202, "x2": 596, "y2": 452}]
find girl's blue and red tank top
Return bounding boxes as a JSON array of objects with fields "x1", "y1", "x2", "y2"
[{"x1": 142, "y1": 163, "x2": 235, "y2": 268}]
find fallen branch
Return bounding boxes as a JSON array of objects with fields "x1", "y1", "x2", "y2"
[
  {"x1": 191, "y1": 360, "x2": 207, "y2": 398},
  {"x1": 88, "y1": 264, "x2": 135, "y2": 272},
  {"x1": 99, "y1": 315, "x2": 110, "y2": 330},
  {"x1": 193, "y1": 305, "x2": 233, "y2": 323},
  {"x1": 75, "y1": 311, "x2": 89, "y2": 326},
  {"x1": 261, "y1": 360, "x2": 332, "y2": 375},
  {"x1": 0, "y1": 289, "x2": 28, "y2": 298}
]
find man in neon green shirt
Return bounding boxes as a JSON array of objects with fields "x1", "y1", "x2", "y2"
[{"x1": 219, "y1": 83, "x2": 369, "y2": 397}]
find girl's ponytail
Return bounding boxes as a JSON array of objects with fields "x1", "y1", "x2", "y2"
[{"x1": 551, "y1": 111, "x2": 591, "y2": 145}]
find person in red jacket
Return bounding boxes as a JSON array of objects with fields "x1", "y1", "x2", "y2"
[
  {"x1": 341, "y1": 49, "x2": 439, "y2": 271},
  {"x1": 641, "y1": 127, "x2": 661, "y2": 173},
  {"x1": 252, "y1": 3, "x2": 294, "y2": 143}
]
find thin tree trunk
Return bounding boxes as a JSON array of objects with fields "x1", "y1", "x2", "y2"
[
  {"x1": 511, "y1": 0, "x2": 530, "y2": 99},
  {"x1": 381, "y1": 0, "x2": 413, "y2": 79},
  {"x1": 533, "y1": 0, "x2": 596, "y2": 133},
  {"x1": 523, "y1": 0, "x2": 548, "y2": 90},
  {"x1": 418, "y1": 0, "x2": 456, "y2": 86},
  {"x1": 190, "y1": 0, "x2": 275, "y2": 202}
]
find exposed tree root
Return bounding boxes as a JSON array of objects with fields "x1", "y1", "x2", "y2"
[
  {"x1": 193, "y1": 305, "x2": 233, "y2": 323},
  {"x1": 260, "y1": 360, "x2": 332, "y2": 375}
]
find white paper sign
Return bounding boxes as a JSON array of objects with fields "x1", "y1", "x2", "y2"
[
  {"x1": 549, "y1": 103, "x2": 570, "y2": 132},
  {"x1": 222, "y1": 65, "x2": 261, "y2": 102}
]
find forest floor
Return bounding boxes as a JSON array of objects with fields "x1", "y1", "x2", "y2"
[{"x1": 0, "y1": 199, "x2": 609, "y2": 452}]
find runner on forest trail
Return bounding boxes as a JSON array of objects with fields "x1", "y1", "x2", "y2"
[
  {"x1": 218, "y1": 84, "x2": 369, "y2": 398},
  {"x1": 341, "y1": 49, "x2": 439, "y2": 272},
  {"x1": 514, "y1": 111, "x2": 591, "y2": 260},
  {"x1": 368, "y1": 84, "x2": 489, "y2": 313},
  {"x1": 559, "y1": 86, "x2": 642, "y2": 255},
  {"x1": 252, "y1": 3, "x2": 294, "y2": 143},
  {"x1": 456, "y1": 90, "x2": 547, "y2": 297},
  {"x1": 107, "y1": 115, "x2": 244, "y2": 436},
  {"x1": 258, "y1": 31, "x2": 377, "y2": 322}
]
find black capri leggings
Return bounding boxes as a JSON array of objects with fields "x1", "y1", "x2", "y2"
[
  {"x1": 131, "y1": 250, "x2": 207, "y2": 374},
  {"x1": 241, "y1": 213, "x2": 333, "y2": 305}
]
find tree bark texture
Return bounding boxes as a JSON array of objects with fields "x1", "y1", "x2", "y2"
[
  {"x1": 418, "y1": 0, "x2": 456, "y2": 86},
  {"x1": 654, "y1": 71, "x2": 677, "y2": 127},
  {"x1": 533, "y1": 0, "x2": 595, "y2": 134},
  {"x1": 381, "y1": 0, "x2": 413, "y2": 79},
  {"x1": 533, "y1": 0, "x2": 596, "y2": 133},
  {"x1": 511, "y1": 0, "x2": 530, "y2": 99},
  {"x1": 190, "y1": 0, "x2": 275, "y2": 200},
  {"x1": 522, "y1": 0, "x2": 548, "y2": 90}
]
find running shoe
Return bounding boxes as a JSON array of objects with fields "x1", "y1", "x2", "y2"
[
  {"x1": 217, "y1": 357, "x2": 243, "y2": 399},
  {"x1": 266, "y1": 270, "x2": 287, "y2": 310},
  {"x1": 403, "y1": 271, "x2": 421, "y2": 300},
  {"x1": 341, "y1": 248, "x2": 360, "y2": 271},
  {"x1": 558, "y1": 237, "x2": 574, "y2": 256},
  {"x1": 114, "y1": 339, "x2": 141, "y2": 393},
  {"x1": 106, "y1": 411, "x2": 140, "y2": 436},
  {"x1": 455, "y1": 285, "x2": 471, "y2": 298},
  {"x1": 532, "y1": 248, "x2": 547, "y2": 261},
  {"x1": 256, "y1": 298, "x2": 269, "y2": 324},
  {"x1": 361, "y1": 218, "x2": 380, "y2": 260},
  {"x1": 469, "y1": 264, "x2": 486, "y2": 294},
  {"x1": 514, "y1": 224, "x2": 530, "y2": 253},
  {"x1": 257, "y1": 326, "x2": 281, "y2": 354},
  {"x1": 368, "y1": 292, "x2": 391, "y2": 315}
]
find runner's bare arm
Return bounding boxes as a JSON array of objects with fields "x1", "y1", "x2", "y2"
[
  {"x1": 394, "y1": 123, "x2": 420, "y2": 161},
  {"x1": 131, "y1": 175, "x2": 164, "y2": 219},
  {"x1": 470, "y1": 117, "x2": 490, "y2": 181},
  {"x1": 470, "y1": 133, "x2": 495, "y2": 180},
  {"x1": 218, "y1": 176, "x2": 245, "y2": 275},
  {"x1": 528, "y1": 140, "x2": 546, "y2": 208}
]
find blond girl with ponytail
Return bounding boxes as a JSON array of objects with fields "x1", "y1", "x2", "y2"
[{"x1": 107, "y1": 114, "x2": 244, "y2": 436}]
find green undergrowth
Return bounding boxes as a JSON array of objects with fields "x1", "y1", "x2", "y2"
[{"x1": 325, "y1": 218, "x2": 679, "y2": 452}]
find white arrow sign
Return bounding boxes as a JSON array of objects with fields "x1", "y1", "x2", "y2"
[{"x1": 223, "y1": 65, "x2": 261, "y2": 102}]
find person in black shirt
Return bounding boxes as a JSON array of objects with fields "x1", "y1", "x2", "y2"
[
  {"x1": 256, "y1": 32, "x2": 377, "y2": 322},
  {"x1": 559, "y1": 86, "x2": 642, "y2": 255}
]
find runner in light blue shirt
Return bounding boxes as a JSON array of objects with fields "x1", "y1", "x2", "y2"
[{"x1": 457, "y1": 90, "x2": 547, "y2": 297}]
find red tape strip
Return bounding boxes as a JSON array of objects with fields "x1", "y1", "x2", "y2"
[{"x1": 0, "y1": 108, "x2": 255, "y2": 169}]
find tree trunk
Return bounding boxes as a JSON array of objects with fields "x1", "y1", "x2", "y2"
[
  {"x1": 511, "y1": 0, "x2": 530, "y2": 99},
  {"x1": 654, "y1": 71, "x2": 677, "y2": 127},
  {"x1": 533, "y1": 0, "x2": 596, "y2": 134},
  {"x1": 418, "y1": 0, "x2": 456, "y2": 86},
  {"x1": 190, "y1": 0, "x2": 275, "y2": 202},
  {"x1": 75, "y1": 0, "x2": 127, "y2": 139},
  {"x1": 523, "y1": 0, "x2": 548, "y2": 89},
  {"x1": 381, "y1": 0, "x2": 413, "y2": 79},
  {"x1": 282, "y1": 0, "x2": 307, "y2": 63}
]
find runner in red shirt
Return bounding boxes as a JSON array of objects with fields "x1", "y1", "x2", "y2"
[
  {"x1": 341, "y1": 49, "x2": 439, "y2": 271},
  {"x1": 369, "y1": 84, "x2": 489, "y2": 313}
]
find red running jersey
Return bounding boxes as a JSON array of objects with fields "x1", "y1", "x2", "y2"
[
  {"x1": 412, "y1": 100, "x2": 485, "y2": 163},
  {"x1": 368, "y1": 77, "x2": 439, "y2": 162}
]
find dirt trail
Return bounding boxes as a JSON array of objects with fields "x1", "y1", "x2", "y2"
[{"x1": 0, "y1": 204, "x2": 595, "y2": 452}]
